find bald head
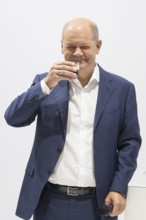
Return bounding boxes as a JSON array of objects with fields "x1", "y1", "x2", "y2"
[{"x1": 62, "y1": 17, "x2": 99, "y2": 41}]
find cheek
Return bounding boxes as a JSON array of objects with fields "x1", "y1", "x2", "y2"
[
  {"x1": 88, "y1": 52, "x2": 97, "y2": 60},
  {"x1": 63, "y1": 51, "x2": 72, "y2": 59}
]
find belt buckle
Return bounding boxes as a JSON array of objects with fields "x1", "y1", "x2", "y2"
[{"x1": 67, "y1": 187, "x2": 79, "y2": 196}]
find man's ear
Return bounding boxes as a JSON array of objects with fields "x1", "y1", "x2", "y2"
[
  {"x1": 61, "y1": 41, "x2": 64, "y2": 54},
  {"x1": 96, "y1": 40, "x2": 102, "y2": 53}
]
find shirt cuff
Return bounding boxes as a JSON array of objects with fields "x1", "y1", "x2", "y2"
[{"x1": 41, "y1": 79, "x2": 51, "y2": 95}]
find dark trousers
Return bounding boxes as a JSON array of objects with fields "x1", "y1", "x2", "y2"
[{"x1": 33, "y1": 183, "x2": 100, "y2": 220}]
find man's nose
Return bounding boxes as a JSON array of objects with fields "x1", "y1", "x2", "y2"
[{"x1": 73, "y1": 47, "x2": 83, "y2": 56}]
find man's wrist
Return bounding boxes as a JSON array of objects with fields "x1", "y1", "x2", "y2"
[{"x1": 110, "y1": 190, "x2": 126, "y2": 198}]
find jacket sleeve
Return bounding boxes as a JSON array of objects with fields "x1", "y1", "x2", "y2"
[
  {"x1": 110, "y1": 83, "x2": 142, "y2": 197},
  {"x1": 4, "y1": 74, "x2": 47, "y2": 127}
]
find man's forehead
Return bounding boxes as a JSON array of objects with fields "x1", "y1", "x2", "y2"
[
  {"x1": 63, "y1": 30, "x2": 94, "y2": 43},
  {"x1": 63, "y1": 40, "x2": 95, "y2": 45}
]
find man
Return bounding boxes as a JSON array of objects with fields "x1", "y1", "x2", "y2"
[{"x1": 5, "y1": 17, "x2": 141, "y2": 220}]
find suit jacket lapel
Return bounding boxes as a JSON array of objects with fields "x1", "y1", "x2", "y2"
[
  {"x1": 94, "y1": 66, "x2": 115, "y2": 128},
  {"x1": 53, "y1": 81, "x2": 69, "y2": 137},
  {"x1": 52, "y1": 67, "x2": 115, "y2": 133}
]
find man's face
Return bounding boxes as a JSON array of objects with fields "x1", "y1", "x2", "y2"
[{"x1": 61, "y1": 25, "x2": 101, "y2": 74}]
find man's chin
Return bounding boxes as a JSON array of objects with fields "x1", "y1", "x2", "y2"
[{"x1": 79, "y1": 62, "x2": 88, "y2": 70}]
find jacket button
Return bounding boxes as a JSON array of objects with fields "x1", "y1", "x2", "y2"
[
  {"x1": 57, "y1": 149, "x2": 62, "y2": 154},
  {"x1": 47, "y1": 171, "x2": 51, "y2": 175},
  {"x1": 34, "y1": 96, "x2": 39, "y2": 101}
]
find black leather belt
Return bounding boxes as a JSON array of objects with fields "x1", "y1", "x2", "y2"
[{"x1": 48, "y1": 182, "x2": 96, "y2": 196}]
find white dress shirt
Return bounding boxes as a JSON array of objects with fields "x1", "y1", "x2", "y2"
[{"x1": 41, "y1": 66, "x2": 99, "y2": 187}]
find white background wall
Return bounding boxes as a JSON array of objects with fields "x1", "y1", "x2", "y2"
[{"x1": 0, "y1": 0, "x2": 146, "y2": 219}]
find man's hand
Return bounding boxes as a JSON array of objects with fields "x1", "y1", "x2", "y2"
[
  {"x1": 105, "y1": 191, "x2": 126, "y2": 217},
  {"x1": 45, "y1": 61, "x2": 78, "y2": 89}
]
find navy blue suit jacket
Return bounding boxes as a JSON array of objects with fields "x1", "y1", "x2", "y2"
[{"x1": 5, "y1": 65, "x2": 141, "y2": 220}]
